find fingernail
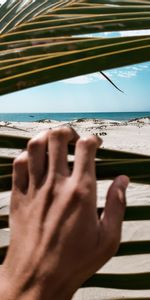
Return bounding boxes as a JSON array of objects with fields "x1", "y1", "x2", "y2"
[
  {"x1": 92, "y1": 135, "x2": 103, "y2": 147},
  {"x1": 118, "y1": 175, "x2": 130, "y2": 189}
]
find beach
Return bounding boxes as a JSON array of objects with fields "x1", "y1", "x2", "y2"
[{"x1": 0, "y1": 117, "x2": 150, "y2": 299}]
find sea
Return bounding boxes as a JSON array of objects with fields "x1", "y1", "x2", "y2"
[{"x1": 0, "y1": 112, "x2": 150, "y2": 122}]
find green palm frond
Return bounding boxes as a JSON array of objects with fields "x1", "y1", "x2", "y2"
[
  {"x1": 83, "y1": 272, "x2": 150, "y2": 289},
  {"x1": 0, "y1": 134, "x2": 150, "y2": 190},
  {"x1": 0, "y1": 0, "x2": 150, "y2": 95}
]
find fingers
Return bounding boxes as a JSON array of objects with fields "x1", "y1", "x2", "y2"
[
  {"x1": 72, "y1": 136, "x2": 102, "y2": 181},
  {"x1": 12, "y1": 129, "x2": 101, "y2": 197},
  {"x1": 12, "y1": 151, "x2": 28, "y2": 193},
  {"x1": 21, "y1": 127, "x2": 78, "y2": 191},
  {"x1": 101, "y1": 175, "x2": 129, "y2": 249},
  {"x1": 27, "y1": 131, "x2": 49, "y2": 188},
  {"x1": 48, "y1": 127, "x2": 79, "y2": 176}
]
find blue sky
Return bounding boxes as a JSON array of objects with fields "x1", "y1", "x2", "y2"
[
  {"x1": 0, "y1": 0, "x2": 150, "y2": 113},
  {"x1": 1, "y1": 61, "x2": 150, "y2": 113}
]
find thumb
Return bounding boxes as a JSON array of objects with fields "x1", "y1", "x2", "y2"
[{"x1": 102, "y1": 175, "x2": 129, "y2": 246}]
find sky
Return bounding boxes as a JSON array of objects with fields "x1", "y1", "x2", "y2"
[{"x1": 0, "y1": 0, "x2": 150, "y2": 112}]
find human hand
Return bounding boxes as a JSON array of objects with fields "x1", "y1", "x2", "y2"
[{"x1": 0, "y1": 127, "x2": 129, "y2": 300}]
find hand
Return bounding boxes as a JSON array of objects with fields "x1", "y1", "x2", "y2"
[{"x1": 0, "y1": 127, "x2": 129, "y2": 300}]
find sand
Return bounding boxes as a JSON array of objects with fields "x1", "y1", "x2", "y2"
[{"x1": 0, "y1": 117, "x2": 150, "y2": 299}]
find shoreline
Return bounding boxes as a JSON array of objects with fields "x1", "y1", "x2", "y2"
[{"x1": 0, "y1": 112, "x2": 150, "y2": 123}]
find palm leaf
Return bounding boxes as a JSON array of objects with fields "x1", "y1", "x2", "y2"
[
  {"x1": 0, "y1": 0, "x2": 150, "y2": 95},
  {"x1": 1, "y1": 205, "x2": 150, "y2": 230},
  {"x1": 100, "y1": 71, "x2": 124, "y2": 93},
  {"x1": 0, "y1": 133, "x2": 150, "y2": 160},
  {"x1": 1, "y1": 35, "x2": 150, "y2": 95},
  {"x1": 83, "y1": 273, "x2": 150, "y2": 289},
  {"x1": 0, "y1": 134, "x2": 150, "y2": 190},
  {"x1": 98, "y1": 205, "x2": 150, "y2": 221},
  {"x1": 0, "y1": 0, "x2": 71, "y2": 34}
]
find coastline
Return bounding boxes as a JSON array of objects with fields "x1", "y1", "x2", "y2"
[
  {"x1": 0, "y1": 111, "x2": 150, "y2": 122},
  {"x1": 0, "y1": 117, "x2": 150, "y2": 299}
]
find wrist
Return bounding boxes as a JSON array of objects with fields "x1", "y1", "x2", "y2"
[{"x1": 0, "y1": 265, "x2": 74, "y2": 300}]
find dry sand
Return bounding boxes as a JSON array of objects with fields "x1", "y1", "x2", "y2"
[{"x1": 0, "y1": 117, "x2": 150, "y2": 299}]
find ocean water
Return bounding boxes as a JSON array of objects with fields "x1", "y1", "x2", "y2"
[{"x1": 0, "y1": 112, "x2": 150, "y2": 122}]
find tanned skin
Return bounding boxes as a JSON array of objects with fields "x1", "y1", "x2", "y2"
[{"x1": 0, "y1": 127, "x2": 129, "y2": 300}]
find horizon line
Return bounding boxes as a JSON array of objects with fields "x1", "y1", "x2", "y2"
[{"x1": 0, "y1": 111, "x2": 150, "y2": 114}]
